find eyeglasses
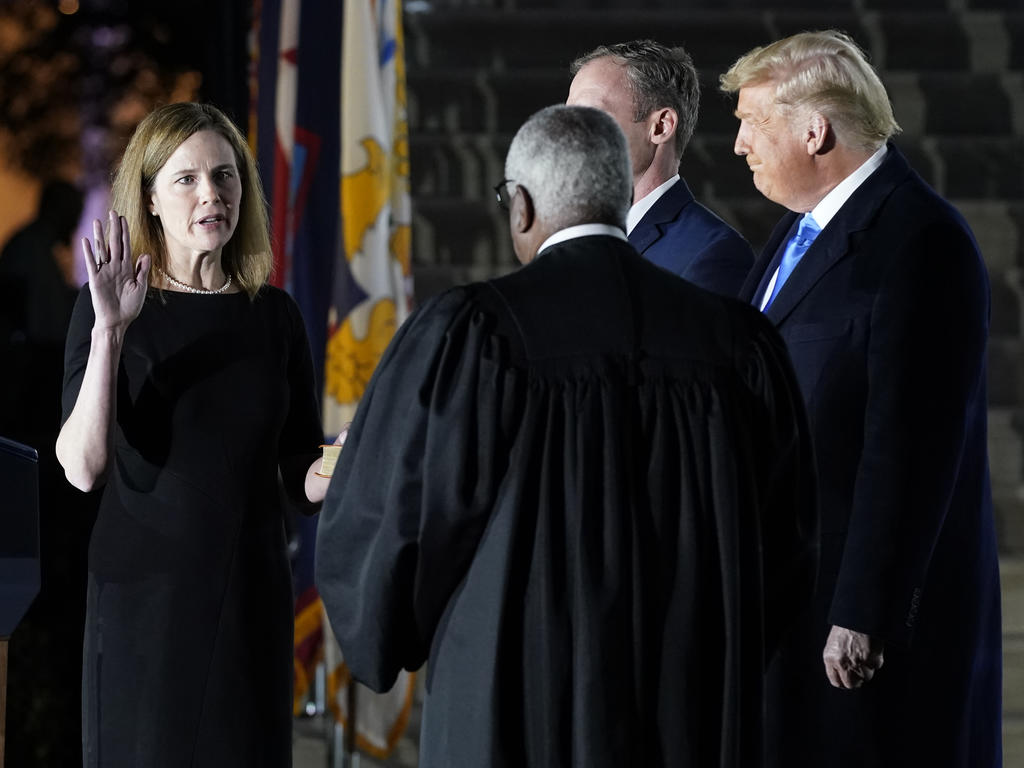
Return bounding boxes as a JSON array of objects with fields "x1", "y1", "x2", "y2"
[{"x1": 493, "y1": 179, "x2": 518, "y2": 211}]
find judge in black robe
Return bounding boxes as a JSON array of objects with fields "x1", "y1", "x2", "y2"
[{"x1": 316, "y1": 105, "x2": 818, "y2": 767}]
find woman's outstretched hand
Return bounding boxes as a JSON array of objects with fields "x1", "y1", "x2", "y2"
[
  {"x1": 304, "y1": 424, "x2": 351, "y2": 505},
  {"x1": 83, "y1": 210, "x2": 151, "y2": 331}
]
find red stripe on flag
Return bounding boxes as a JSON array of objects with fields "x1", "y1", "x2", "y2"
[{"x1": 270, "y1": 138, "x2": 290, "y2": 287}]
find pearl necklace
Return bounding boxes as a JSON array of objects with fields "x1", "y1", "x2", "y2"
[{"x1": 157, "y1": 267, "x2": 233, "y2": 295}]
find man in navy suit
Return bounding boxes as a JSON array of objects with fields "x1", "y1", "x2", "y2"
[
  {"x1": 568, "y1": 40, "x2": 753, "y2": 297},
  {"x1": 722, "y1": 30, "x2": 1002, "y2": 767}
]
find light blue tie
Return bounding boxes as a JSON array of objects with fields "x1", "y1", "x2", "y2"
[{"x1": 764, "y1": 214, "x2": 821, "y2": 309}]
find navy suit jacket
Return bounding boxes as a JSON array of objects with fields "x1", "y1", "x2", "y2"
[
  {"x1": 741, "y1": 144, "x2": 1002, "y2": 767},
  {"x1": 628, "y1": 178, "x2": 753, "y2": 297}
]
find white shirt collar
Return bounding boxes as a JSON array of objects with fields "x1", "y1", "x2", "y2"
[
  {"x1": 536, "y1": 223, "x2": 628, "y2": 257},
  {"x1": 626, "y1": 175, "x2": 679, "y2": 235},
  {"x1": 757, "y1": 145, "x2": 888, "y2": 311},
  {"x1": 810, "y1": 144, "x2": 888, "y2": 228}
]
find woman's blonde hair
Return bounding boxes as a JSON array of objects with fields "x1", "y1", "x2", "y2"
[
  {"x1": 110, "y1": 102, "x2": 272, "y2": 298},
  {"x1": 720, "y1": 30, "x2": 900, "y2": 153}
]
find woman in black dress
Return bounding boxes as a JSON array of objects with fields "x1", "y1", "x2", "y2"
[{"x1": 56, "y1": 102, "x2": 333, "y2": 767}]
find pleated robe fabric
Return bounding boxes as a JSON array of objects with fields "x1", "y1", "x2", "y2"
[{"x1": 316, "y1": 236, "x2": 818, "y2": 767}]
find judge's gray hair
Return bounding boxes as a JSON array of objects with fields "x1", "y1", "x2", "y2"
[{"x1": 505, "y1": 105, "x2": 632, "y2": 232}]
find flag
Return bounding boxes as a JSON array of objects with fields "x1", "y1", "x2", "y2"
[
  {"x1": 252, "y1": 0, "x2": 415, "y2": 757},
  {"x1": 320, "y1": 0, "x2": 417, "y2": 758},
  {"x1": 253, "y1": 0, "x2": 338, "y2": 373},
  {"x1": 323, "y1": 0, "x2": 414, "y2": 435},
  {"x1": 253, "y1": 0, "x2": 340, "y2": 719}
]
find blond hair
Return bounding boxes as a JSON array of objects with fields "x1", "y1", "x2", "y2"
[
  {"x1": 110, "y1": 102, "x2": 272, "y2": 298},
  {"x1": 720, "y1": 30, "x2": 900, "y2": 153}
]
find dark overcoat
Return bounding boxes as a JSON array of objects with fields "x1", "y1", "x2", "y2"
[{"x1": 740, "y1": 144, "x2": 1003, "y2": 767}]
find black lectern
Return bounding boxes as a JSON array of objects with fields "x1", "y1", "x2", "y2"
[{"x1": 0, "y1": 436, "x2": 40, "y2": 768}]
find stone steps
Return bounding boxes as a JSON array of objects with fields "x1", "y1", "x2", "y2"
[
  {"x1": 406, "y1": 67, "x2": 1024, "y2": 139},
  {"x1": 1003, "y1": 558, "x2": 1023, "y2": 763},
  {"x1": 1006, "y1": 634, "x2": 1023, "y2": 715},
  {"x1": 406, "y1": 9, "x2": 1024, "y2": 73},
  {"x1": 416, "y1": 0, "x2": 1021, "y2": 10},
  {"x1": 409, "y1": 134, "x2": 1024, "y2": 269},
  {"x1": 1006, "y1": 718, "x2": 1024, "y2": 768}
]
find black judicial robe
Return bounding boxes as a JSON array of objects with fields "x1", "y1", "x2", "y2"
[{"x1": 316, "y1": 236, "x2": 819, "y2": 767}]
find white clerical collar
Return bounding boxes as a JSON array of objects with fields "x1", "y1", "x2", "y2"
[
  {"x1": 626, "y1": 174, "x2": 680, "y2": 235},
  {"x1": 536, "y1": 223, "x2": 628, "y2": 257},
  {"x1": 810, "y1": 144, "x2": 888, "y2": 228}
]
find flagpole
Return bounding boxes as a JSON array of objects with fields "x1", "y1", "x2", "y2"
[{"x1": 344, "y1": 684, "x2": 358, "y2": 766}]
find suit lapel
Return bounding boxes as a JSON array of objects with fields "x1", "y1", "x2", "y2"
[
  {"x1": 627, "y1": 179, "x2": 695, "y2": 253},
  {"x1": 761, "y1": 144, "x2": 914, "y2": 325},
  {"x1": 763, "y1": 222, "x2": 851, "y2": 323}
]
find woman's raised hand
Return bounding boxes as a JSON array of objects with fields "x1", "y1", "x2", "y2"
[{"x1": 83, "y1": 210, "x2": 151, "y2": 331}]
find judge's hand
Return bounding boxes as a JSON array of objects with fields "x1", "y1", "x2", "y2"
[
  {"x1": 83, "y1": 210, "x2": 151, "y2": 333},
  {"x1": 823, "y1": 624, "x2": 884, "y2": 689}
]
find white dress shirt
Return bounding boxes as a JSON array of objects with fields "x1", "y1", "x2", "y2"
[
  {"x1": 536, "y1": 223, "x2": 628, "y2": 258},
  {"x1": 626, "y1": 174, "x2": 680, "y2": 236},
  {"x1": 758, "y1": 145, "x2": 888, "y2": 310}
]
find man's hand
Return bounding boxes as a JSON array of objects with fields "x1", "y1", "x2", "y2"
[{"x1": 822, "y1": 624, "x2": 884, "y2": 689}]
